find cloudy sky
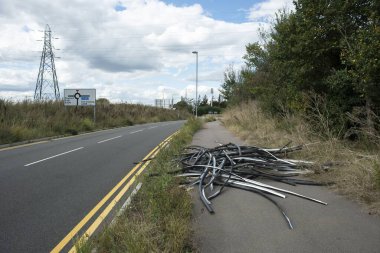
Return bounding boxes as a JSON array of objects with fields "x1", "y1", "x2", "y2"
[{"x1": 0, "y1": 0, "x2": 294, "y2": 104}]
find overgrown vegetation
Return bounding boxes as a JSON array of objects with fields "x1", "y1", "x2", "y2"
[
  {"x1": 223, "y1": 101, "x2": 380, "y2": 214},
  {"x1": 78, "y1": 118, "x2": 202, "y2": 252},
  {"x1": 174, "y1": 94, "x2": 226, "y2": 116},
  {"x1": 218, "y1": 0, "x2": 380, "y2": 212},
  {"x1": 0, "y1": 99, "x2": 189, "y2": 145},
  {"x1": 220, "y1": 0, "x2": 380, "y2": 137}
]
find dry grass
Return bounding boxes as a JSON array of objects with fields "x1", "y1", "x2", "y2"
[
  {"x1": 0, "y1": 99, "x2": 189, "y2": 145},
  {"x1": 222, "y1": 101, "x2": 380, "y2": 214}
]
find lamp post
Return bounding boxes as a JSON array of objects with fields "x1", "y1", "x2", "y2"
[{"x1": 192, "y1": 51, "x2": 198, "y2": 117}]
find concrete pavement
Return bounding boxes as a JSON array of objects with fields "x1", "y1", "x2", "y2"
[{"x1": 191, "y1": 121, "x2": 380, "y2": 253}]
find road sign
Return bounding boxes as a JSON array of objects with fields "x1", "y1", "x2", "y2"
[{"x1": 64, "y1": 89, "x2": 96, "y2": 106}]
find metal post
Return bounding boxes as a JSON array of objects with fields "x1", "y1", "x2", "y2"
[
  {"x1": 93, "y1": 104, "x2": 96, "y2": 123},
  {"x1": 211, "y1": 88, "x2": 213, "y2": 107},
  {"x1": 93, "y1": 90, "x2": 96, "y2": 123},
  {"x1": 192, "y1": 51, "x2": 198, "y2": 117}
]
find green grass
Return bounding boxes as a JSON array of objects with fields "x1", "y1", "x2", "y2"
[
  {"x1": 77, "y1": 117, "x2": 202, "y2": 253},
  {"x1": 0, "y1": 99, "x2": 189, "y2": 145}
]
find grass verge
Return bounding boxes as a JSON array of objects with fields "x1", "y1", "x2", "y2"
[
  {"x1": 222, "y1": 101, "x2": 380, "y2": 214},
  {"x1": 76, "y1": 117, "x2": 202, "y2": 253},
  {"x1": 0, "y1": 99, "x2": 189, "y2": 145}
]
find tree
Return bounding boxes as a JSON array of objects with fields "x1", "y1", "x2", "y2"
[
  {"x1": 200, "y1": 95, "x2": 208, "y2": 106},
  {"x1": 219, "y1": 65, "x2": 238, "y2": 102},
  {"x1": 224, "y1": 0, "x2": 380, "y2": 135},
  {"x1": 343, "y1": 2, "x2": 380, "y2": 130},
  {"x1": 174, "y1": 98, "x2": 193, "y2": 113},
  {"x1": 243, "y1": 42, "x2": 268, "y2": 71},
  {"x1": 97, "y1": 98, "x2": 110, "y2": 106},
  {"x1": 219, "y1": 65, "x2": 254, "y2": 105}
]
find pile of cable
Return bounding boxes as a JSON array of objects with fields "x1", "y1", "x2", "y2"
[{"x1": 176, "y1": 143, "x2": 328, "y2": 229}]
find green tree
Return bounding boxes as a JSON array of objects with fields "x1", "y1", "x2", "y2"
[
  {"x1": 200, "y1": 95, "x2": 208, "y2": 106},
  {"x1": 219, "y1": 65, "x2": 238, "y2": 102},
  {"x1": 97, "y1": 98, "x2": 110, "y2": 106},
  {"x1": 343, "y1": 2, "x2": 380, "y2": 129},
  {"x1": 174, "y1": 98, "x2": 193, "y2": 113},
  {"x1": 219, "y1": 65, "x2": 254, "y2": 105},
  {"x1": 226, "y1": 0, "x2": 380, "y2": 135}
]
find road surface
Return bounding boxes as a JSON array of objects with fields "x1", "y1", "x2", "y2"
[{"x1": 0, "y1": 120, "x2": 184, "y2": 252}]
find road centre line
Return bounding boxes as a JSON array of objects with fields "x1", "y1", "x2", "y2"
[
  {"x1": 51, "y1": 131, "x2": 178, "y2": 253},
  {"x1": 97, "y1": 135, "x2": 122, "y2": 144},
  {"x1": 51, "y1": 125, "x2": 132, "y2": 141},
  {"x1": 51, "y1": 132, "x2": 95, "y2": 141},
  {"x1": 24, "y1": 147, "x2": 84, "y2": 167},
  {"x1": 130, "y1": 129, "x2": 144, "y2": 134},
  {"x1": 148, "y1": 126, "x2": 157, "y2": 129}
]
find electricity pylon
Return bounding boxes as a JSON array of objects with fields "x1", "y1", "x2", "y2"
[{"x1": 34, "y1": 24, "x2": 60, "y2": 100}]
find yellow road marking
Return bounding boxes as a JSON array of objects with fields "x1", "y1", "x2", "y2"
[
  {"x1": 0, "y1": 141, "x2": 48, "y2": 152},
  {"x1": 51, "y1": 131, "x2": 177, "y2": 253},
  {"x1": 68, "y1": 139, "x2": 167, "y2": 253}
]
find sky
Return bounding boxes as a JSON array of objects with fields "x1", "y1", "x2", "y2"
[{"x1": 0, "y1": 0, "x2": 294, "y2": 105}]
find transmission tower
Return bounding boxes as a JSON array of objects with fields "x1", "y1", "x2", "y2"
[{"x1": 34, "y1": 24, "x2": 60, "y2": 100}]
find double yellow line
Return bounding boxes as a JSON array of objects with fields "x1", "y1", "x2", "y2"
[{"x1": 51, "y1": 131, "x2": 178, "y2": 253}]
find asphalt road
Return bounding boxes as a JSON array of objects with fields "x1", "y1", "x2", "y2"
[
  {"x1": 191, "y1": 121, "x2": 380, "y2": 253},
  {"x1": 0, "y1": 120, "x2": 184, "y2": 253}
]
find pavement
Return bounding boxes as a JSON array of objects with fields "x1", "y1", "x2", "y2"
[
  {"x1": 0, "y1": 120, "x2": 184, "y2": 253},
  {"x1": 191, "y1": 121, "x2": 380, "y2": 253}
]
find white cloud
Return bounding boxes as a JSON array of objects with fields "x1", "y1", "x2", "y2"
[
  {"x1": 248, "y1": 0, "x2": 294, "y2": 22},
  {"x1": 0, "y1": 0, "x2": 287, "y2": 104}
]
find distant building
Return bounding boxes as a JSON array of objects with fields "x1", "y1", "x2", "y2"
[{"x1": 154, "y1": 99, "x2": 173, "y2": 109}]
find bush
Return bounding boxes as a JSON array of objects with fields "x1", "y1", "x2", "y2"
[
  {"x1": 197, "y1": 105, "x2": 221, "y2": 116},
  {"x1": 81, "y1": 118, "x2": 94, "y2": 131}
]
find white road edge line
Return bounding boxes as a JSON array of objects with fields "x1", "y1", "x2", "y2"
[
  {"x1": 130, "y1": 129, "x2": 144, "y2": 134},
  {"x1": 24, "y1": 147, "x2": 84, "y2": 167},
  {"x1": 111, "y1": 182, "x2": 143, "y2": 226},
  {"x1": 97, "y1": 135, "x2": 122, "y2": 144}
]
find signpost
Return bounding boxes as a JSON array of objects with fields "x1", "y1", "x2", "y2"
[{"x1": 64, "y1": 89, "x2": 96, "y2": 122}]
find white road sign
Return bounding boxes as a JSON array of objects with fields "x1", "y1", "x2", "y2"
[{"x1": 64, "y1": 89, "x2": 96, "y2": 106}]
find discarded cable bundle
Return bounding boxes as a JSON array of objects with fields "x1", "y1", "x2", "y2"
[{"x1": 176, "y1": 143, "x2": 328, "y2": 229}]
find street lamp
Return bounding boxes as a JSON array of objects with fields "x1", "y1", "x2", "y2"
[{"x1": 192, "y1": 51, "x2": 198, "y2": 117}]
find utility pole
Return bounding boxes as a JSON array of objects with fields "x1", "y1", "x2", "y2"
[
  {"x1": 34, "y1": 24, "x2": 60, "y2": 100},
  {"x1": 211, "y1": 88, "x2": 214, "y2": 107},
  {"x1": 163, "y1": 89, "x2": 165, "y2": 108},
  {"x1": 192, "y1": 51, "x2": 198, "y2": 117}
]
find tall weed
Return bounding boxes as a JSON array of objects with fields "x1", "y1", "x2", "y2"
[{"x1": 223, "y1": 101, "x2": 380, "y2": 214}]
